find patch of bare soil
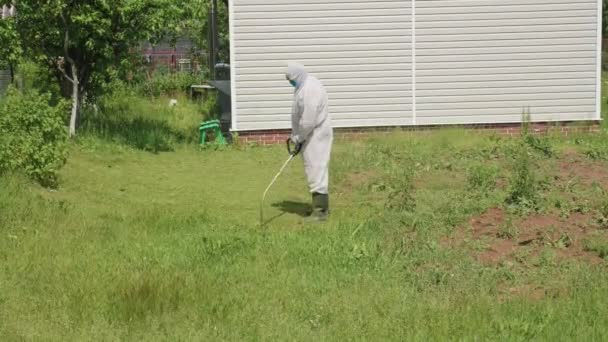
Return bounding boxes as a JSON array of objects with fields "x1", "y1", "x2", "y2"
[
  {"x1": 557, "y1": 150, "x2": 608, "y2": 188},
  {"x1": 444, "y1": 208, "x2": 606, "y2": 266}
]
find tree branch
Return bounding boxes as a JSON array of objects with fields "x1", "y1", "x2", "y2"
[
  {"x1": 57, "y1": 60, "x2": 75, "y2": 84},
  {"x1": 57, "y1": 10, "x2": 78, "y2": 85}
]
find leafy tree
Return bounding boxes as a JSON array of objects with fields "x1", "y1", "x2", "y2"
[
  {"x1": 0, "y1": 14, "x2": 21, "y2": 82},
  {"x1": 173, "y1": 0, "x2": 229, "y2": 73},
  {"x1": 16, "y1": 0, "x2": 182, "y2": 136}
]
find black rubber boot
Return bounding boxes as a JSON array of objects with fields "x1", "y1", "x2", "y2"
[{"x1": 306, "y1": 192, "x2": 329, "y2": 223}]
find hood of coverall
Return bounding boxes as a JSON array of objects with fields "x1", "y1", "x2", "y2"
[{"x1": 286, "y1": 63, "x2": 308, "y2": 90}]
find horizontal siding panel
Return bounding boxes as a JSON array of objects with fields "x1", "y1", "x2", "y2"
[
  {"x1": 417, "y1": 79, "x2": 595, "y2": 91},
  {"x1": 417, "y1": 99, "x2": 595, "y2": 111},
  {"x1": 417, "y1": 23, "x2": 596, "y2": 35},
  {"x1": 417, "y1": 44, "x2": 595, "y2": 56},
  {"x1": 416, "y1": 106, "x2": 596, "y2": 118},
  {"x1": 238, "y1": 63, "x2": 411, "y2": 75},
  {"x1": 417, "y1": 3, "x2": 595, "y2": 13},
  {"x1": 237, "y1": 70, "x2": 411, "y2": 82},
  {"x1": 418, "y1": 58, "x2": 596, "y2": 69},
  {"x1": 234, "y1": 2, "x2": 408, "y2": 12},
  {"x1": 237, "y1": 78, "x2": 413, "y2": 89},
  {"x1": 417, "y1": 92, "x2": 594, "y2": 104},
  {"x1": 416, "y1": 17, "x2": 593, "y2": 29},
  {"x1": 417, "y1": 85, "x2": 595, "y2": 97},
  {"x1": 238, "y1": 57, "x2": 410, "y2": 68},
  {"x1": 416, "y1": 38, "x2": 595, "y2": 49},
  {"x1": 235, "y1": 36, "x2": 409, "y2": 48},
  {"x1": 417, "y1": 65, "x2": 592, "y2": 77},
  {"x1": 238, "y1": 104, "x2": 412, "y2": 116},
  {"x1": 418, "y1": 30, "x2": 595, "y2": 42},
  {"x1": 416, "y1": 0, "x2": 594, "y2": 7},
  {"x1": 417, "y1": 72, "x2": 595, "y2": 83},
  {"x1": 235, "y1": 8, "x2": 408, "y2": 20},
  {"x1": 237, "y1": 29, "x2": 411, "y2": 40},
  {"x1": 237, "y1": 117, "x2": 415, "y2": 131},
  {"x1": 235, "y1": 23, "x2": 410, "y2": 34},
  {"x1": 238, "y1": 84, "x2": 412, "y2": 95},
  {"x1": 416, "y1": 44, "x2": 596, "y2": 58},
  {"x1": 418, "y1": 51, "x2": 595, "y2": 63},
  {"x1": 417, "y1": 12, "x2": 596, "y2": 24},
  {"x1": 238, "y1": 97, "x2": 411, "y2": 109},
  {"x1": 235, "y1": 43, "x2": 410, "y2": 54},
  {"x1": 234, "y1": 0, "x2": 404, "y2": 5},
  {"x1": 238, "y1": 111, "x2": 412, "y2": 123},
  {"x1": 235, "y1": 16, "x2": 410, "y2": 27},
  {"x1": 418, "y1": 9, "x2": 595, "y2": 19},
  {"x1": 235, "y1": 50, "x2": 411, "y2": 62},
  {"x1": 417, "y1": 113, "x2": 596, "y2": 126},
  {"x1": 240, "y1": 90, "x2": 411, "y2": 102}
]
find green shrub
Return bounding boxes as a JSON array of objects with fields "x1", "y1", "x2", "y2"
[
  {"x1": 0, "y1": 88, "x2": 69, "y2": 187},
  {"x1": 80, "y1": 82, "x2": 206, "y2": 152},
  {"x1": 505, "y1": 140, "x2": 539, "y2": 213},
  {"x1": 15, "y1": 60, "x2": 62, "y2": 100},
  {"x1": 202, "y1": 91, "x2": 222, "y2": 119},
  {"x1": 504, "y1": 110, "x2": 543, "y2": 213},
  {"x1": 136, "y1": 71, "x2": 205, "y2": 98}
]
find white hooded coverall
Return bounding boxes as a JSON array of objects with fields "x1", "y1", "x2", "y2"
[{"x1": 286, "y1": 63, "x2": 333, "y2": 195}]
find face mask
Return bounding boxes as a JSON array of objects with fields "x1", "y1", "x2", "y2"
[{"x1": 289, "y1": 80, "x2": 297, "y2": 88}]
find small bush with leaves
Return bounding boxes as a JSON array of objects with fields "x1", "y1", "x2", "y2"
[
  {"x1": 505, "y1": 110, "x2": 542, "y2": 212},
  {"x1": 202, "y1": 92, "x2": 222, "y2": 119},
  {"x1": 506, "y1": 141, "x2": 539, "y2": 212},
  {"x1": 0, "y1": 88, "x2": 69, "y2": 187}
]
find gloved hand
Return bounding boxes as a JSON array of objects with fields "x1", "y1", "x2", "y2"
[
  {"x1": 287, "y1": 136, "x2": 303, "y2": 156},
  {"x1": 289, "y1": 135, "x2": 299, "y2": 145}
]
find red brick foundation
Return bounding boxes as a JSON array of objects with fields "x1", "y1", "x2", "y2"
[{"x1": 235, "y1": 121, "x2": 601, "y2": 146}]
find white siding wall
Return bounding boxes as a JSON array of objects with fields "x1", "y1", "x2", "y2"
[
  {"x1": 231, "y1": 0, "x2": 412, "y2": 131},
  {"x1": 231, "y1": 0, "x2": 600, "y2": 131},
  {"x1": 416, "y1": 0, "x2": 599, "y2": 125}
]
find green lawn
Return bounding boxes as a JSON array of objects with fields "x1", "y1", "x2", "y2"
[{"x1": 1, "y1": 108, "x2": 608, "y2": 340}]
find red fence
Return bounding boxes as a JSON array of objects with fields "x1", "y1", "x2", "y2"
[{"x1": 142, "y1": 48, "x2": 202, "y2": 73}]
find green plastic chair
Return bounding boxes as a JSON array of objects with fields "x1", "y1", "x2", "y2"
[{"x1": 199, "y1": 119, "x2": 226, "y2": 145}]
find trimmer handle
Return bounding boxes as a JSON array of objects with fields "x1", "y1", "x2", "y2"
[{"x1": 286, "y1": 138, "x2": 303, "y2": 156}]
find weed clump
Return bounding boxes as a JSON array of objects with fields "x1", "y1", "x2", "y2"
[
  {"x1": 505, "y1": 110, "x2": 542, "y2": 213},
  {"x1": 362, "y1": 142, "x2": 416, "y2": 212},
  {"x1": 385, "y1": 165, "x2": 416, "y2": 212},
  {"x1": 583, "y1": 237, "x2": 608, "y2": 259},
  {"x1": 467, "y1": 163, "x2": 499, "y2": 193}
]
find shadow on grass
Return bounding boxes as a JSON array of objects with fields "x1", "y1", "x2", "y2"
[
  {"x1": 272, "y1": 201, "x2": 311, "y2": 217},
  {"x1": 80, "y1": 114, "x2": 196, "y2": 153}
]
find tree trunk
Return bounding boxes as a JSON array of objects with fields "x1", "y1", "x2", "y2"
[
  {"x1": 69, "y1": 64, "x2": 80, "y2": 137},
  {"x1": 8, "y1": 63, "x2": 14, "y2": 84}
]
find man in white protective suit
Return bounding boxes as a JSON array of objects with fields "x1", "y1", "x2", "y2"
[{"x1": 285, "y1": 63, "x2": 333, "y2": 222}]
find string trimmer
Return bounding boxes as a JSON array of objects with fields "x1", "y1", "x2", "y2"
[{"x1": 260, "y1": 138, "x2": 302, "y2": 226}]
